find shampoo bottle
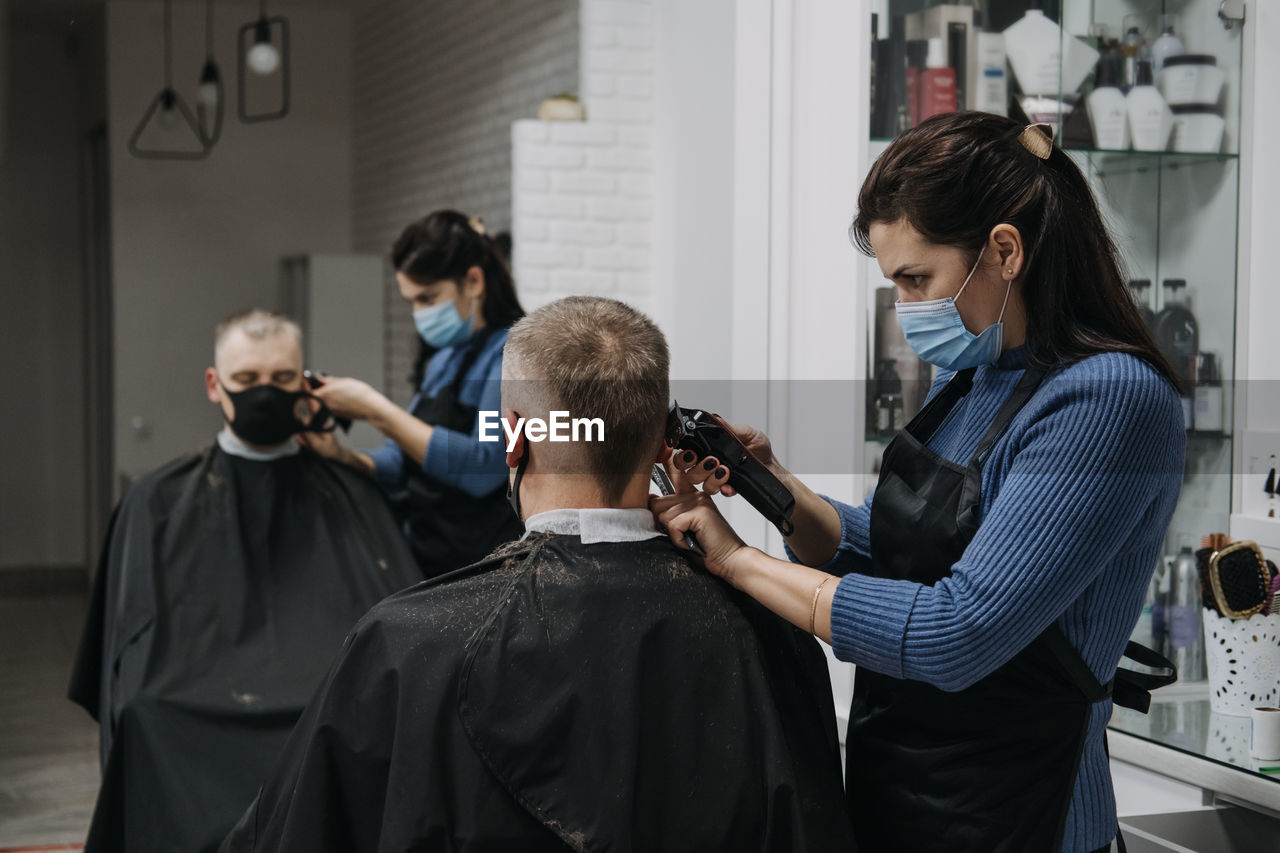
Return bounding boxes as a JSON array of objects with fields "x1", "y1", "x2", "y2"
[
  {"x1": 1126, "y1": 60, "x2": 1173, "y2": 151},
  {"x1": 1150, "y1": 14, "x2": 1185, "y2": 75},
  {"x1": 1165, "y1": 543, "x2": 1206, "y2": 682},
  {"x1": 1128, "y1": 278, "x2": 1156, "y2": 331},
  {"x1": 1120, "y1": 25, "x2": 1145, "y2": 89},
  {"x1": 1003, "y1": 0, "x2": 1100, "y2": 97},
  {"x1": 919, "y1": 37, "x2": 958, "y2": 121},
  {"x1": 1193, "y1": 352, "x2": 1224, "y2": 433},
  {"x1": 1087, "y1": 56, "x2": 1130, "y2": 150},
  {"x1": 1155, "y1": 278, "x2": 1199, "y2": 427},
  {"x1": 974, "y1": 32, "x2": 1008, "y2": 116}
]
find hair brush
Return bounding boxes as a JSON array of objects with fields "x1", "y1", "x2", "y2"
[{"x1": 1209, "y1": 541, "x2": 1272, "y2": 619}]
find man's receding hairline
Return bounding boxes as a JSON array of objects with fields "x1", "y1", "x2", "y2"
[{"x1": 214, "y1": 310, "x2": 304, "y2": 366}]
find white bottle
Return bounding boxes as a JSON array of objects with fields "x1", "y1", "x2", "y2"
[
  {"x1": 1192, "y1": 352, "x2": 1224, "y2": 433},
  {"x1": 1003, "y1": 0, "x2": 1099, "y2": 96},
  {"x1": 974, "y1": 32, "x2": 1009, "y2": 116},
  {"x1": 1127, "y1": 60, "x2": 1173, "y2": 151},
  {"x1": 1086, "y1": 57, "x2": 1130, "y2": 150},
  {"x1": 1150, "y1": 14, "x2": 1185, "y2": 75}
]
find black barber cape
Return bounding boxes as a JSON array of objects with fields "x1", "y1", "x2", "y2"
[
  {"x1": 68, "y1": 444, "x2": 424, "y2": 853},
  {"x1": 221, "y1": 534, "x2": 855, "y2": 852}
]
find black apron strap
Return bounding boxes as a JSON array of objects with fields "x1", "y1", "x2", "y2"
[
  {"x1": 1037, "y1": 628, "x2": 1176, "y2": 713},
  {"x1": 1101, "y1": 733, "x2": 1129, "y2": 853},
  {"x1": 968, "y1": 366, "x2": 1047, "y2": 469},
  {"x1": 905, "y1": 368, "x2": 976, "y2": 442},
  {"x1": 1112, "y1": 642, "x2": 1178, "y2": 714},
  {"x1": 1039, "y1": 624, "x2": 1113, "y2": 703}
]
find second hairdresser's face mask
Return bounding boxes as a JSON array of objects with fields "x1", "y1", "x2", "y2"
[
  {"x1": 414, "y1": 296, "x2": 475, "y2": 349},
  {"x1": 894, "y1": 247, "x2": 1013, "y2": 370}
]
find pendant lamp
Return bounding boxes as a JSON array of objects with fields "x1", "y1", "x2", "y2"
[
  {"x1": 196, "y1": 0, "x2": 223, "y2": 146},
  {"x1": 128, "y1": 0, "x2": 209, "y2": 160},
  {"x1": 237, "y1": 0, "x2": 290, "y2": 123}
]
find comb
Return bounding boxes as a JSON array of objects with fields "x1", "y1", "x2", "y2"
[
  {"x1": 1209, "y1": 541, "x2": 1272, "y2": 619},
  {"x1": 1265, "y1": 568, "x2": 1280, "y2": 616},
  {"x1": 1196, "y1": 547, "x2": 1217, "y2": 612}
]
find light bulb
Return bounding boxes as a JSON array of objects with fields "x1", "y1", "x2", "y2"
[
  {"x1": 247, "y1": 42, "x2": 279, "y2": 75},
  {"x1": 198, "y1": 81, "x2": 219, "y2": 107},
  {"x1": 198, "y1": 59, "x2": 221, "y2": 107},
  {"x1": 247, "y1": 18, "x2": 279, "y2": 75}
]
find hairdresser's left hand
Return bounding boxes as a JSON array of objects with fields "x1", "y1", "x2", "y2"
[
  {"x1": 309, "y1": 377, "x2": 392, "y2": 423},
  {"x1": 650, "y1": 459, "x2": 757, "y2": 586}
]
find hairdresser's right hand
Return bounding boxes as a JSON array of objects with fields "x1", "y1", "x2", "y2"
[{"x1": 669, "y1": 424, "x2": 787, "y2": 497}]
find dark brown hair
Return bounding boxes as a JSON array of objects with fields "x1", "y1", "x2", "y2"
[
  {"x1": 851, "y1": 111, "x2": 1178, "y2": 387},
  {"x1": 393, "y1": 210, "x2": 525, "y2": 388}
]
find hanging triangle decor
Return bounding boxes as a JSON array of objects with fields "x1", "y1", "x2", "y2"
[{"x1": 128, "y1": 0, "x2": 211, "y2": 160}]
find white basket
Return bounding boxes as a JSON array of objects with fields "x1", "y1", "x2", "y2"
[{"x1": 1203, "y1": 608, "x2": 1280, "y2": 716}]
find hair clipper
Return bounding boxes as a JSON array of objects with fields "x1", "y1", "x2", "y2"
[
  {"x1": 301, "y1": 370, "x2": 353, "y2": 433},
  {"x1": 665, "y1": 403, "x2": 795, "y2": 536}
]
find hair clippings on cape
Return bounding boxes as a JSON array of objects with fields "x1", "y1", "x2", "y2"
[
  {"x1": 467, "y1": 216, "x2": 488, "y2": 236},
  {"x1": 1017, "y1": 123, "x2": 1055, "y2": 160}
]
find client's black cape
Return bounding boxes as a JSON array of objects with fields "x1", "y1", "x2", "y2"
[
  {"x1": 68, "y1": 444, "x2": 423, "y2": 853},
  {"x1": 222, "y1": 534, "x2": 856, "y2": 852}
]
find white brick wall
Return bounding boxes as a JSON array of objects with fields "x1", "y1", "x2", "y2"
[
  {"x1": 511, "y1": 0, "x2": 656, "y2": 317},
  {"x1": 351, "y1": 0, "x2": 579, "y2": 405}
]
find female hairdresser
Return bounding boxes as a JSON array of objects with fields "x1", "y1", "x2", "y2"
[
  {"x1": 302, "y1": 210, "x2": 525, "y2": 577},
  {"x1": 652, "y1": 113, "x2": 1184, "y2": 853}
]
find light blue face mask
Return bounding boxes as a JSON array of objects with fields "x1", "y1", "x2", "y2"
[
  {"x1": 413, "y1": 298, "x2": 474, "y2": 349},
  {"x1": 894, "y1": 247, "x2": 1014, "y2": 370}
]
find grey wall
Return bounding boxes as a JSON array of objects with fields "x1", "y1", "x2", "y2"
[
  {"x1": 350, "y1": 0, "x2": 579, "y2": 406},
  {"x1": 107, "y1": 1, "x2": 354, "y2": 480},
  {"x1": 0, "y1": 11, "x2": 89, "y2": 569}
]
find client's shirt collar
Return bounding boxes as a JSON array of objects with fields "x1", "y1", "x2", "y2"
[
  {"x1": 217, "y1": 427, "x2": 301, "y2": 461},
  {"x1": 523, "y1": 508, "x2": 663, "y2": 544}
]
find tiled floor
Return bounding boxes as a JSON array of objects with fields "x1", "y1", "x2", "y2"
[{"x1": 0, "y1": 591, "x2": 99, "y2": 847}]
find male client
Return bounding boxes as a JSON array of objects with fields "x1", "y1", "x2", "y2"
[
  {"x1": 222, "y1": 296, "x2": 853, "y2": 851},
  {"x1": 69, "y1": 309, "x2": 423, "y2": 852}
]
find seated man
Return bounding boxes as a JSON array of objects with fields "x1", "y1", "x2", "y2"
[
  {"x1": 222, "y1": 296, "x2": 854, "y2": 851},
  {"x1": 68, "y1": 309, "x2": 423, "y2": 853}
]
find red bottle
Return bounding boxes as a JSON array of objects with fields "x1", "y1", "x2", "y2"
[{"x1": 919, "y1": 37, "x2": 957, "y2": 121}]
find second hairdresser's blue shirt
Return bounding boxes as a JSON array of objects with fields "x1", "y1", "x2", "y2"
[{"x1": 367, "y1": 327, "x2": 509, "y2": 498}]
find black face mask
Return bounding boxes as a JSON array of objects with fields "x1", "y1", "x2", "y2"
[{"x1": 221, "y1": 384, "x2": 334, "y2": 447}]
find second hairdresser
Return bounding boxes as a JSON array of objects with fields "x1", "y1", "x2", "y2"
[{"x1": 303, "y1": 210, "x2": 525, "y2": 576}]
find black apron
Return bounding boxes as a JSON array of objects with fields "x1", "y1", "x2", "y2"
[
  {"x1": 850, "y1": 365, "x2": 1171, "y2": 853},
  {"x1": 397, "y1": 329, "x2": 523, "y2": 577}
]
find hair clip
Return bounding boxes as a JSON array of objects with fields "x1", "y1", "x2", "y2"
[
  {"x1": 467, "y1": 216, "x2": 488, "y2": 236},
  {"x1": 1017, "y1": 123, "x2": 1054, "y2": 160}
]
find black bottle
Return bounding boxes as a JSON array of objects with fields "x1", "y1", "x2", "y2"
[
  {"x1": 1154, "y1": 279, "x2": 1198, "y2": 428},
  {"x1": 1128, "y1": 278, "x2": 1156, "y2": 332},
  {"x1": 875, "y1": 359, "x2": 904, "y2": 437},
  {"x1": 873, "y1": 15, "x2": 910, "y2": 138}
]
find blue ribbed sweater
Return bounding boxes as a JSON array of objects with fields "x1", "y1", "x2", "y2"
[{"x1": 815, "y1": 347, "x2": 1185, "y2": 852}]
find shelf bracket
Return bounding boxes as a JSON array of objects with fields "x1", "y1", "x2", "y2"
[{"x1": 1219, "y1": 1, "x2": 1246, "y2": 30}]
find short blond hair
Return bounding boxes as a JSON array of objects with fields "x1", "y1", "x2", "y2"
[
  {"x1": 505, "y1": 297, "x2": 668, "y2": 501},
  {"x1": 214, "y1": 309, "x2": 302, "y2": 361}
]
